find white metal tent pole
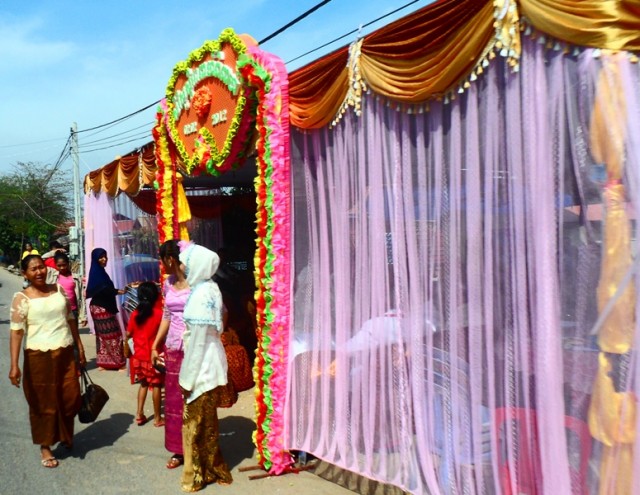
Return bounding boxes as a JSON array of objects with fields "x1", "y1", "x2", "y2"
[{"x1": 71, "y1": 122, "x2": 84, "y2": 279}]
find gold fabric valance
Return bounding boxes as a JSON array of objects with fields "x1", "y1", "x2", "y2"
[
  {"x1": 288, "y1": 0, "x2": 640, "y2": 129},
  {"x1": 360, "y1": 0, "x2": 494, "y2": 102},
  {"x1": 521, "y1": 0, "x2": 640, "y2": 51},
  {"x1": 84, "y1": 142, "x2": 157, "y2": 196},
  {"x1": 84, "y1": 0, "x2": 640, "y2": 176},
  {"x1": 289, "y1": 0, "x2": 494, "y2": 128}
]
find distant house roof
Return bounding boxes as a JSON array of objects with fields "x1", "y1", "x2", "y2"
[{"x1": 114, "y1": 219, "x2": 137, "y2": 235}]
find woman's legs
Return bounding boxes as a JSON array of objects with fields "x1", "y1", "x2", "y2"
[
  {"x1": 167, "y1": 453, "x2": 184, "y2": 469},
  {"x1": 137, "y1": 381, "x2": 148, "y2": 423},
  {"x1": 40, "y1": 445, "x2": 58, "y2": 468},
  {"x1": 152, "y1": 386, "x2": 164, "y2": 426}
]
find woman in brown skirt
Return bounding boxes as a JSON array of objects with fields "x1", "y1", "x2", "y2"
[{"x1": 8, "y1": 254, "x2": 87, "y2": 468}]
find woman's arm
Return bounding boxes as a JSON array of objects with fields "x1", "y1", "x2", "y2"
[
  {"x1": 68, "y1": 317, "x2": 86, "y2": 368},
  {"x1": 9, "y1": 292, "x2": 27, "y2": 387},
  {"x1": 61, "y1": 284, "x2": 86, "y2": 367},
  {"x1": 151, "y1": 318, "x2": 170, "y2": 364},
  {"x1": 9, "y1": 329, "x2": 24, "y2": 387},
  {"x1": 74, "y1": 275, "x2": 88, "y2": 326}
]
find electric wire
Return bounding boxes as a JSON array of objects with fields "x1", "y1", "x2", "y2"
[
  {"x1": 48, "y1": 135, "x2": 73, "y2": 175},
  {"x1": 81, "y1": 117, "x2": 155, "y2": 139},
  {"x1": 75, "y1": 100, "x2": 160, "y2": 133},
  {"x1": 258, "y1": 0, "x2": 333, "y2": 45},
  {"x1": 0, "y1": 193, "x2": 61, "y2": 228},
  {"x1": 78, "y1": 127, "x2": 153, "y2": 148},
  {"x1": 16, "y1": 0, "x2": 419, "y2": 164},
  {"x1": 285, "y1": 0, "x2": 421, "y2": 65},
  {"x1": 74, "y1": 0, "x2": 337, "y2": 137},
  {"x1": 79, "y1": 135, "x2": 153, "y2": 154},
  {"x1": 0, "y1": 136, "x2": 70, "y2": 149}
]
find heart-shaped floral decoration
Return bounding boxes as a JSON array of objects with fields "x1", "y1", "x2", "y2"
[{"x1": 165, "y1": 28, "x2": 256, "y2": 175}]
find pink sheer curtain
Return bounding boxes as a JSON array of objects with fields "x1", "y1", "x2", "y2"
[
  {"x1": 83, "y1": 191, "x2": 127, "y2": 334},
  {"x1": 287, "y1": 38, "x2": 640, "y2": 494}
]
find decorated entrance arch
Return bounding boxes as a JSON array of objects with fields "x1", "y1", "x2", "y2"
[{"x1": 152, "y1": 28, "x2": 292, "y2": 474}]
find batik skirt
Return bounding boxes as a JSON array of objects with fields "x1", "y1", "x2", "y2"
[
  {"x1": 90, "y1": 304, "x2": 126, "y2": 370},
  {"x1": 23, "y1": 345, "x2": 81, "y2": 447},
  {"x1": 164, "y1": 347, "x2": 184, "y2": 455},
  {"x1": 181, "y1": 387, "x2": 233, "y2": 492}
]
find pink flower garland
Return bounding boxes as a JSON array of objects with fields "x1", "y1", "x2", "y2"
[{"x1": 246, "y1": 45, "x2": 292, "y2": 475}]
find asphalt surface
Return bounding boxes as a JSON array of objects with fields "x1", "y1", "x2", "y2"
[{"x1": 0, "y1": 266, "x2": 355, "y2": 495}]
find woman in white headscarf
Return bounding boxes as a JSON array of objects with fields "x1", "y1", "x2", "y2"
[{"x1": 177, "y1": 241, "x2": 233, "y2": 492}]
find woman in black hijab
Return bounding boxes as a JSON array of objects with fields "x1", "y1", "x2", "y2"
[{"x1": 86, "y1": 248, "x2": 126, "y2": 370}]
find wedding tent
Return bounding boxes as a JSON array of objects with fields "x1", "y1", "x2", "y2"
[{"x1": 83, "y1": 1, "x2": 640, "y2": 493}]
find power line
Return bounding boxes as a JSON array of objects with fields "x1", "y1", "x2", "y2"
[
  {"x1": 286, "y1": 0, "x2": 421, "y2": 65},
  {"x1": 79, "y1": 135, "x2": 153, "y2": 154},
  {"x1": 0, "y1": 136, "x2": 70, "y2": 149},
  {"x1": 80, "y1": 121, "x2": 155, "y2": 145},
  {"x1": 259, "y1": 0, "x2": 333, "y2": 45},
  {"x1": 69, "y1": 0, "x2": 418, "y2": 158},
  {"x1": 76, "y1": 100, "x2": 161, "y2": 133},
  {"x1": 0, "y1": 193, "x2": 63, "y2": 228},
  {"x1": 73, "y1": 1, "x2": 336, "y2": 138},
  {"x1": 48, "y1": 134, "x2": 73, "y2": 176},
  {"x1": 78, "y1": 127, "x2": 153, "y2": 148}
]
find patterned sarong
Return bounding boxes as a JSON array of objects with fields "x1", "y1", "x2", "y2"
[
  {"x1": 164, "y1": 348, "x2": 184, "y2": 454},
  {"x1": 181, "y1": 387, "x2": 233, "y2": 492},
  {"x1": 91, "y1": 304, "x2": 125, "y2": 370}
]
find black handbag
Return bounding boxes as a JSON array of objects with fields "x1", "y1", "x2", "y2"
[{"x1": 78, "y1": 367, "x2": 110, "y2": 424}]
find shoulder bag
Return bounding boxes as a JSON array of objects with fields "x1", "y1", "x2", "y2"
[{"x1": 78, "y1": 367, "x2": 110, "y2": 424}]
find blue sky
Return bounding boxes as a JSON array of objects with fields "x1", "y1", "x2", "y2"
[{"x1": 0, "y1": 0, "x2": 428, "y2": 178}]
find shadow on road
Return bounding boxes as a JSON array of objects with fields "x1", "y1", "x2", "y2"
[
  {"x1": 54, "y1": 412, "x2": 134, "y2": 460},
  {"x1": 219, "y1": 415, "x2": 257, "y2": 469}
]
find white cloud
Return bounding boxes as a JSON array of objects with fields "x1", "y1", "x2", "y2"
[{"x1": 0, "y1": 16, "x2": 76, "y2": 72}]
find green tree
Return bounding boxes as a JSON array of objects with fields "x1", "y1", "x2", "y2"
[{"x1": 0, "y1": 161, "x2": 72, "y2": 261}]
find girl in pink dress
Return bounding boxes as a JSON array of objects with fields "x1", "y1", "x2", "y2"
[{"x1": 151, "y1": 240, "x2": 190, "y2": 469}]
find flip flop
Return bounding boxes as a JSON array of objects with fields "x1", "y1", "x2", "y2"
[
  {"x1": 136, "y1": 415, "x2": 148, "y2": 426},
  {"x1": 41, "y1": 457, "x2": 59, "y2": 468},
  {"x1": 166, "y1": 455, "x2": 183, "y2": 469},
  {"x1": 154, "y1": 418, "x2": 165, "y2": 427}
]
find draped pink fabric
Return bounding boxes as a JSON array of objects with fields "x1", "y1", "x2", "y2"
[
  {"x1": 287, "y1": 39, "x2": 640, "y2": 494},
  {"x1": 83, "y1": 192, "x2": 127, "y2": 334}
]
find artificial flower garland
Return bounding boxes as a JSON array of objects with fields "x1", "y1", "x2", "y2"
[
  {"x1": 154, "y1": 100, "x2": 183, "y2": 243},
  {"x1": 154, "y1": 31, "x2": 292, "y2": 475},
  {"x1": 238, "y1": 45, "x2": 292, "y2": 474}
]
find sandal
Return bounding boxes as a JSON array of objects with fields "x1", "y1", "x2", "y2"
[
  {"x1": 136, "y1": 415, "x2": 148, "y2": 426},
  {"x1": 154, "y1": 418, "x2": 165, "y2": 427},
  {"x1": 166, "y1": 455, "x2": 183, "y2": 469},
  {"x1": 41, "y1": 457, "x2": 59, "y2": 468}
]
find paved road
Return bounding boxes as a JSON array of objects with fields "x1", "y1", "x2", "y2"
[{"x1": 0, "y1": 267, "x2": 354, "y2": 495}]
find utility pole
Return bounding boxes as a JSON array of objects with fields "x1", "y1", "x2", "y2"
[{"x1": 71, "y1": 123, "x2": 84, "y2": 279}]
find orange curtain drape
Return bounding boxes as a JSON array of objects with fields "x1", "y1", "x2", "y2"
[
  {"x1": 83, "y1": 142, "x2": 157, "y2": 196},
  {"x1": 288, "y1": 0, "x2": 494, "y2": 129},
  {"x1": 520, "y1": 0, "x2": 640, "y2": 51},
  {"x1": 289, "y1": 48, "x2": 349, "y2": 129}
]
